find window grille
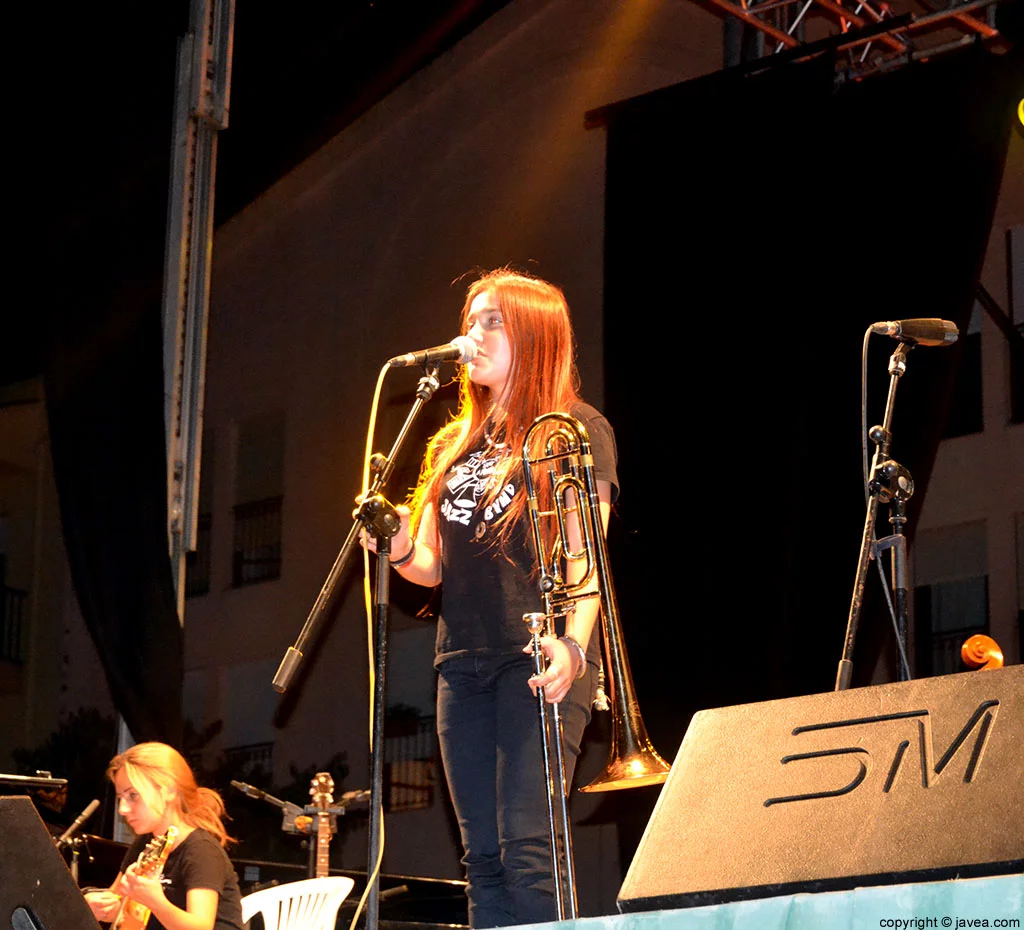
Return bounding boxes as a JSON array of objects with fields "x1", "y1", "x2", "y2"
[
  {"x1": 224, "y1": 741, "x2": 274, "y2": 778},
  {"x1": 185, "y1": 512, "x2": 213, "y2": 597},
  {"x1": 384, "y1": 715, "x2": 436, "y2": 812},
  {"x1": 1, "y1": 585, "x2": 26, "y2": 664},
  {"x1": 914, "y1": 576, "x2": 989, "y2": 677},
  {"x1": 232, "y1": 496, "x2": 283, "y2": 586}
]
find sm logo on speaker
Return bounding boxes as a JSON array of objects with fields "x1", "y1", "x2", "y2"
[{"x1": 763, "y1": 699, "x2": 999, "y2": 806}]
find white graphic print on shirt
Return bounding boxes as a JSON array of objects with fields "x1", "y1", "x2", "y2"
[{"x1": 440, "y1": 449, "x2": 515, "y2": 526}]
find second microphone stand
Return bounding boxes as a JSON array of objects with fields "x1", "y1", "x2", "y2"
[
  {"x1": 273, "y1": 364, "x2": 442, "y2": 930},
  {"x1": 836, "y1": 342, "x2": 915, "y2": 691}
]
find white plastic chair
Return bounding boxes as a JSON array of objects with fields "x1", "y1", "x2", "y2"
[{"x1": 241, "y1": 876, "x2": 355, "y2": 930}]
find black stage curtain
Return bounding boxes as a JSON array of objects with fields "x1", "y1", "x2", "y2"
[
  {"x1": 33, "y1": 4, "x2": 184, "y2": 748},
  {"x1": 44, "y1": 226, "x2": 183, "y2": 747},
  {"x1": 601, "y1": 46, "x2": 1018, "y2": 767}
]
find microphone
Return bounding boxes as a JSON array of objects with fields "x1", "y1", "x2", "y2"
[
  {"x1": 870, "y1": 318, "x2": 958, "y2": 347},
  {"x1": 230, "y1": 779, "x2": 260, "y2": 797},
  {"x1": 388, "y1": 335, "x2": 477, "y2": 368},
  {"x1": 56, "y1": 798, "x2": 100, "y2": 848},
  {"x1": 230, "y1": 779, "x2": 271, "y2": 802},
  {"x1": 231, "y1": 780, "x2": 291, "y2": 811}
]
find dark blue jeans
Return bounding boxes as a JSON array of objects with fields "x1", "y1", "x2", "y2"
[{"x1": 437, "y1": 652, "x2": 594, "y2": 928}]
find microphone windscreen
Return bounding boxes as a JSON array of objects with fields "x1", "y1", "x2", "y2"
[{"x1": 451, "y1": 335, "x2": 478, "y2": 363}]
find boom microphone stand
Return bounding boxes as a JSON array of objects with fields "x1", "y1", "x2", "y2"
[
  {"x1": 57, "y1": 798, "x2": 101, "y2": 884},
  {"x1": 835, "y1": 319, "x2": 958, "y2": 691},
  {"x1": 273, "y1": 363, "x2": 444, "y2": 930}
]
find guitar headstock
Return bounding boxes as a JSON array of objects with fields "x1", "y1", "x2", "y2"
[
  {"x1": 310, "y1": 772, "x2": 335, "y2": 811},
  {"x1": 137, "y1": 826, "x2": 178, "y2": 875}
]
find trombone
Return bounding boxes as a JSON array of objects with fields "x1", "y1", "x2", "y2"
[{"x1": 521, "y1": 412, "x2": 671, "y2": 918}]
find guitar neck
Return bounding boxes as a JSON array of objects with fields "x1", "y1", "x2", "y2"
[
  {"x1": 113, "y1": 828, "x2": 178, "y2": 930},
  {"x1": 315, "y1": 811, "x2": 331, "y2": 878}
]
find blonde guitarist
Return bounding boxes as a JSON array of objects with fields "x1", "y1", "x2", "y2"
[{"x1": 84, "y1": 742, "x2": 243, "y2": 930}]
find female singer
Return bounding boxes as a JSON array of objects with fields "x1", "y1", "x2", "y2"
[
  {"x1": 368, "y1": 268, "x2": 616, "y2": 927},
  {"x1": 83, "y1": 742, "x2": 243, "y2": 930}
]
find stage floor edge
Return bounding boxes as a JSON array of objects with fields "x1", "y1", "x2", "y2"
[{"x1": 526, "y1": 874, "x2": 1022, "y2": 930}]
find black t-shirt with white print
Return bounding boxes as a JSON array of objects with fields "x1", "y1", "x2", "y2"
[
  {"x1": 433, "y1": 402, "x2": 618, "y2": 667},
  {"x1": 119, "y1": 828, "x2": 243, "y2": 930}
]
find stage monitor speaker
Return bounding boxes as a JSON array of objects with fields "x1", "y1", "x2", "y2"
[
  {"x1": 617, "y1": 667, "x2": 1024, "y2": 912},
  {"x1": 0, "y1": 796, "x2": 99, "y2": 929}
]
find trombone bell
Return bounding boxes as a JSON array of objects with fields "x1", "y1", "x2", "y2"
[
  {"x1": 579, "y1": 729, "x2": 670, "y2": 793},
  {"x1": 579, "y1": 607, "x2": 670, "y2": 792}
]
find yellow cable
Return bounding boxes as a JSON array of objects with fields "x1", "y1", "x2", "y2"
[{"x1": 348, "y1": 362, "x2": 390, "y2": 930}]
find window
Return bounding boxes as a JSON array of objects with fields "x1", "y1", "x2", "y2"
[
  {"x1": 382, "y1": 628, "x2": 438, "y2": 812},
  {"x1": 232, "y1": 496, "x2": 283, "y2": 586},
  {"x1": 1016, "y1": 513, "x2": 1024, "y2": 641},
  {"x1": 186, "y1": 434, "x2": 215, "y2": 597},
  {"x1": 942, "y1": 302, "x2": 983, "y2": 438},
  {"x1": 185, "y1": 512, "x2": 212, "y2": 597},
  {"x1": 0, "y1": 529, "x2": 20, "y2": 664},
  {"x1": 384, "y1": 710, "x2": 436, "y2": 812},
  {"x1": 1, "y1": 583, "x2": 25, "y2": 665},
  {"x1": 224, "y1": 741, "x2": 274, "y2": 779},
  {"x1": 913, "y1": 521, "x2": 988, "y2": 677},
  {"x1": 1008, "y1": 227, "x2": 1023, "y2": 424},
  {"x1": 232, "y1": 414, "x2": 285, "y2": 587},
  {"x1": 914, "y1": 577, "x2": 989, "y2": 676},
  {"x1": 222, "y1": 660, "x2": 279, "y2": 779}
]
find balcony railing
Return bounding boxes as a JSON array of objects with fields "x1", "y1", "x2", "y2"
[
  {"x1": 232, "y1": 496, "x2": 283, "y2": 587},
  {"x1": 1, "y1": 585, "x2": 27, "y2": 664},
  {"x1": 385, "y1": 715, "x2": 436, "y2": 812},
  {"x1": 224, "y1": 741, "x2": 274, "y2": 779}
]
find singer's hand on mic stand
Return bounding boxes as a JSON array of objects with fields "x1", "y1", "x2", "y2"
[
  {"x1": 358, "y1": 504, "x2": 412, "y2": 560},
  {"x1": 360, "y1": 502, "x2": 442, "y2": 587}
]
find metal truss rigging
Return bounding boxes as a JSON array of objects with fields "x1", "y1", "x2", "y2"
[{"x1": 698, "y1": 0, "x2": 1014, "y2": 79}]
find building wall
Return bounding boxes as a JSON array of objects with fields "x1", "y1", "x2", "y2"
[
  {"x1": 915, "y1": 127, "x2": 1023, "y2": 665},
  {"x1": 185, "y1": 0, "x2": 722, "y2": 908},
  {"x1": 0, "y1": 387, "x2": 114, "y2": 767}
]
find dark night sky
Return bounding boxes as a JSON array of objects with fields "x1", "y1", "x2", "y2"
[{"x1": 13, "y1": 1, "x2": 512, "y2": 389}]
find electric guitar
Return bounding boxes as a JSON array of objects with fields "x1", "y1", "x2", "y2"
[
  {"x1": 112, "y1": 826, "x2": 179, "y2": 930},
  {"x1": 310, "y1": 772, "x2": 335, "y2": 878}
]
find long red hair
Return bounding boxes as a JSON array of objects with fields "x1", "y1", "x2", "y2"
[
  {"x1": 107, "y1": 742, "x2": 235, "y2": 847},
  {"x1": 409, "y1": 269, "x2": 581, "y2": 550}
]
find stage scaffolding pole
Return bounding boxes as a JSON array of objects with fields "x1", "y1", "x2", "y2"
[{"x1": 162, "y1": 0, "x2": 236, "y2": 619}]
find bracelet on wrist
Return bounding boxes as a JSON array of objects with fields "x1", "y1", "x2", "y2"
[
  {"x1": 559, "y1": 635, "x2": 587, "y2": 680},
  {"x1": 390, "y1": 540, "x2": 416, "y2": 568}
]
